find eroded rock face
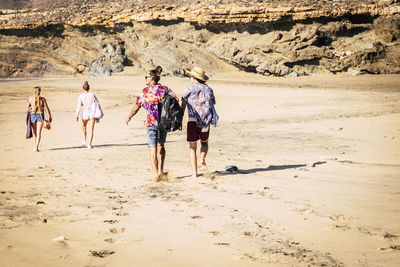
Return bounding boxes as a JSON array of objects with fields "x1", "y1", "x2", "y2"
[{"x1": 0, "y1": 0, "x2": 399, "y2": 77}]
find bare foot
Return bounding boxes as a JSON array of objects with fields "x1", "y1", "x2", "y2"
[
  {"x1": 153, "y1": 174, "x2": 161, "y2": 182},
  {"x1": 157, "y1": 172, "x2": 169, "y2": 182},
  {"x1": 200, "y1": 163, "x2": 208, "y2": 172}
]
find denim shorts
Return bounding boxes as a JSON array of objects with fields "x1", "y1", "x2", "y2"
[
  {"x1": 30, "y1": 113, "x2": 43, "y2": 123},
  {"x1": 146, "y1": 125, "x2": 167, "y2": 147}
]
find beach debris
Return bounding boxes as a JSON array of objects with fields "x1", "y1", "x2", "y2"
[
  {"x1": 191, "y1": 215, "x2": 203, "y2": 219},
  {"x1": 42, "y1": 219, "x2": 47, "y2": 223},
  {"x1": 53, "y1": 236, "x2": 67, "y2": 242},
  {"x1": 36, "y1": 201, "x2": 45, "y2": 205},
  {"x1": 90, "y1": 249, "x2": 115, "y2": 258},
  {"x1": 293, "y1": 175, "x2": 299, "y2": 178},
  {"x1": 225, "y1": 165, "x2": 238, "y2": 172},
  {"x1": 263, "y1": 186, "x2": 270, "y2": 190}
]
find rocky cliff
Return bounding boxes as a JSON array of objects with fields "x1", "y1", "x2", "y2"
[{"x1": 0, "y1": 0, "x2": 399, "y2": 77}]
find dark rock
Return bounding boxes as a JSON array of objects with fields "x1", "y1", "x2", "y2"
[{"x1": 225, "y1": 165, "x2": 238, "y2": 172}]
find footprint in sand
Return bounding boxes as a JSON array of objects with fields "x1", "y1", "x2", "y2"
[
  {"x1": 104, "y1": 238, "x2": 117, "y2": 244},
  {"x1": 383, "y1": 232, "x2": 398, "y2": 240},
  {"x1": 110, "y1": 206, "x2": 123, "y2": 211},
  {"x1": 242, "y1": 253, "x2": 257, "y2": 261},
  {"x1": 109, "y1": 228, "x2": 125, "y2": 234},
  {"x1": 104, "y1": 220, "x2": 119, "y2": 224},
  {"x1": 114, "y1": 212, "x2": 129, "y2": 216},
  {"x1": 90, "y1": 249, "x2": 115, "y2": 258},
  {"x1": 209, "y1": 231, "x2": 221, "y2": 236},
  {"x1": 171, "y1": 209, "x2": 184, "y2": 213},
  {"x1": 214, "y1": 242, "x2": 230, "y2": 246}
]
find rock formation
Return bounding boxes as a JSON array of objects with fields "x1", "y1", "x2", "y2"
[{"x1": 0, "y1": 0, "x2": 399, "y2": 77}]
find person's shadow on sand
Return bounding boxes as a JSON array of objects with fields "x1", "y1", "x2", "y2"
[
  {"x1": 49, "y1": 143, "x2": 147, "y2": 151},
  {"x1": 175, "y1": 162, "x2": 326, "y2": 179},
  {"x1": 215, "y1": 162, "x2": 326, "y2": 176}
]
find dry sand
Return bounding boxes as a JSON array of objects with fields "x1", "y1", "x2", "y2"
[{"x1": 0, "y1": 72, "x2": 399, "y2": 266}]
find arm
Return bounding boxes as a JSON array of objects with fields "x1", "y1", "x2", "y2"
[
  {"x1": 125, "y1": 105, "x2": 140, "y2": 125},
  {"x1": 43, "y1": 98, "x2": 52, "y2": 122},
  {"x1": 180, "y1": 99, "x2": 187, "y2": 115},
  {"x1": 181, "y1": 86, "x2": 191, "y2": 114},
  {"x1": 75, "y1": 95, "x2": 82, "y2": 121}
]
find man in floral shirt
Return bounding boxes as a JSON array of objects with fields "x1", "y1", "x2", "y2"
[
  {"x1": 126, "y1": 68, "x2": 177, "y2": 181},
  {"x1": 181, "y1": 66, "x2": 216, "y2": 178}
]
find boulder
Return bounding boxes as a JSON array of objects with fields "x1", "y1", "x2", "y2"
[{"x1": 88, "y1": 60, "x2": 111, "y2": 77}]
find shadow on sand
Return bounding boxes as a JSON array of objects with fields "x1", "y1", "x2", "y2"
[
  {"x1": 215, "y1": 162, "x2": 326, "y2": 176},
  {"x1": 49, "y1": 143, "x2": 148, "y2": 151},
  {"x1": 175, "y1": 162, "x2": 327, "y2": 180}
]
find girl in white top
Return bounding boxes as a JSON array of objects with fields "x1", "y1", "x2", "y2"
[{"x1": 76, "y1": 81, "x2": 99, "y2": 149}]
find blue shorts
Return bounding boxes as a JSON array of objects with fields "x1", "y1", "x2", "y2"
[
  {"x1": 146, "y1": 125, "x2": 167, "y2": 147},
  {"x1": 30, "y1": 113, "x2": 43, "y2": 123}
]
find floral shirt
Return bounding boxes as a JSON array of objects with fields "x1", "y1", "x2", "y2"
[
  {"x1": 136, "y1": 84, "x2": 177, "y2": 126},
  {"x1": 182, "y1": 82, "x2": 216, "y2": 127}
]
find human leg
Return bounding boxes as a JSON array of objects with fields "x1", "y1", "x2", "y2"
[
  {"x1": 147, "y1": 126, "x2": 160, "y2": 179},
  {"x1": 149, "y1": 146, "x2": 159, "y2": 178},
  {"x1": 81, "y1": 119, "x2": 88, "y2": 145},
  {"x1": 200, "y1": 141, "x2": 208, "y2": 168},
  {"x1": 35, "y1": 122, "x2": 43, "y2": 151},
  {"x1": 31, "y1": 122, "x2": 37, "y2": 149},
  {"x1": 88, "y1": 118, "x2": 95, "y2": 148},
  {"x1": 189, "y1": 142, "x2": 198, "y2": 178},
  {"x1": 157, "y1": 143, "x2": 166, "y2": 175},
  {"x1": 157, "y1": 129, "x2": 167, "y2": 175},
  {"x1": 199, "y1": 126, "x2": 210, "y2": 168}
]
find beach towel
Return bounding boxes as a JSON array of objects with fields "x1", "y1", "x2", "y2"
[{"x1": 26, "y1": 111, "x2": 32, "y2": 139}]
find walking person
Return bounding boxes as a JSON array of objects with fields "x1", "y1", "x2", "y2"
[
  {"x1": 125, "y1": 68, "x2": 178, "y2": 181},
  {"x1": 27, "y1": 86, "x2": 52, "y2": 152},
  {"x1": 181, "y1": 66, "x2": 216, "y2": 178},
  {"x1": 75, "y1": 81, "x2": 101, "y2": 149}
]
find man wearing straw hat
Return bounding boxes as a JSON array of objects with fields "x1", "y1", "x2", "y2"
[{"x1": 181, "y1": 66, "x2": 216, "y2": 178}]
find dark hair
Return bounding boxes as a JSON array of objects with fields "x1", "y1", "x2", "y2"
[
  {"x1": 155, "y1": 66, "x2": 162, "y2": 74},
  {"x1": 193, "y1": 77, "x2": 205, "y2": 84},
  {"x1": 148, "y1": 67, "x2": 162, "y2": 83},
  {"x1": 83, "y1": 81, "x2": 90, "y2": 91}
]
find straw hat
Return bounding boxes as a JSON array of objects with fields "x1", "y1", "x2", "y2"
[{"x1": 186, "y1": 66, "x2": 209, "y2": 81}]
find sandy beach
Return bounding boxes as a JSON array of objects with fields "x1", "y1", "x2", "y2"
[{"x1": 0, "y1": 72, "x2": 399, "y2": 266}]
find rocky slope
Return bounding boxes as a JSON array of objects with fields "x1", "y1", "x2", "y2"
[{"x1": 0, "y1": 0, "x2": 399, "y2": 77}]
